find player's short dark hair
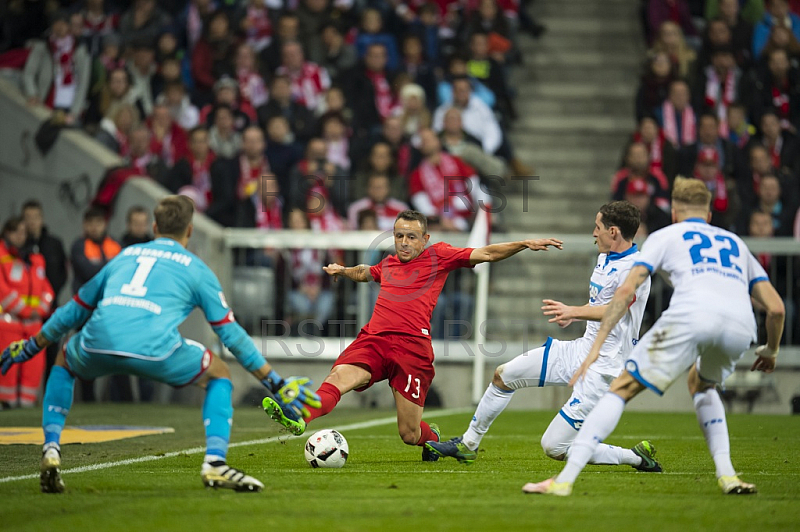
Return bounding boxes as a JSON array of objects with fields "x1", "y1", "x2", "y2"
[
  {"x1": 126, "y1": 205, "x2": 148, "y2": 223},
  {"x1": 84, "y1": 206, "x2": 107, "y2": 222},
  {"x1": 599, "y1": 201, "x2": 640, "y2": 241},
  {"x1": 154, "y1": 195, "x2": 194, "y2": 237},
  {"x1": 21, "y1": 199, "x2": 43, "y2": 212},
  {"x1": 2, "y1": 215, "x2": 24, "y2": 236},
  {"x1": 395, "y1": 210, "x2": 427, "y2": 234}
]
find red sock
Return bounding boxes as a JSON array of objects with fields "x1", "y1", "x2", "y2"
[
  {"x1": 416, "y1": 421, "x2": 438, "y2": 446},
  {"x1": 304, "y1": 382, "x2": 341, "y2": 423}
]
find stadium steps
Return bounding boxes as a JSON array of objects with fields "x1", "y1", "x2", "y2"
[{"x1": 491, "y1": 0, "x2": 644, "y2": 340}]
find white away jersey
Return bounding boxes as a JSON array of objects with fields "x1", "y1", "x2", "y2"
[
  {"x1": 634, "y1": 218, "x2": 768, "y2": 339},
  {"x1": 578, "y1": 245, "x2": 651, "y2": 375}
]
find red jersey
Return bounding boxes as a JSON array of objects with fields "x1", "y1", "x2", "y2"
[{"x1": 366, "y1": 242, "x2": 473, "y2": 338}]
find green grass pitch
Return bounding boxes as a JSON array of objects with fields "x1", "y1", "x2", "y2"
[{"x1": 0, "y1": 404, "x2": 798, "y2": 531}]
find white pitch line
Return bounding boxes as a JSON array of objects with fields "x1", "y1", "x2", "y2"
[{"x1": 0, "y1": 407, "x2": 471, "y2": 485}]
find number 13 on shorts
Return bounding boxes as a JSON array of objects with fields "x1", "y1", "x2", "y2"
[{"x1": 404, "y1": 374, "x2": 421, "y2": 399}]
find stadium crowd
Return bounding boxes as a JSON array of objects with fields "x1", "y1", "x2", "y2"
[{"x1": 0, "y1": 0, "x2": 547, "y2": 407}]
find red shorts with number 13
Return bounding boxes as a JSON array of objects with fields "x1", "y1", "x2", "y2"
[{"x1": 333, "y1": 331, "x2": 435, "y2": 406}]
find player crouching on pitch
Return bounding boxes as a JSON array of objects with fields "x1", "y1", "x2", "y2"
[{"x1": 0, "y1": 196, "x2": 320, "y2": 493}]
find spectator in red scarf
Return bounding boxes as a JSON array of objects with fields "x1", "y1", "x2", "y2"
[
  {"x1": 191, "y1": 10, "x2": 238, "y2": 105},
  {"x1": 95, "y1": 101, "x2": 139, "y2": 156},
  {"x1": 409, "y1": 128, "x2": 489, "y2": 232},
  {"x1": 655, "y1": 79, "x2": 697, "y2": 149},
  {"x1": 636, "y1": 50, "x2": 677, "y2": 121},
  {"x1": 257, "y1": 74, "x2": 317, "y2": 142},
  {"x1": 208, "y1": 125, "x2": 271, "y2": 227},
  {"x1": 235, "y1": 0, "x2": 274, "y2": 54},
  {"x1": 79, "y1": 0, "x2": 119, "y2": 57},
  {"x1": 677, "y1": 113, "x2": 739, "y2": 178},
  {"x1": 276, "y1": 40, "x2": 331, "y2": 111},
  {"x1": 749, "y1": 48, "x2": 800, "y2": 131},
  {"x1": 235, "y1": 42, "x2": 268, "y2": 110},
  {"x1": 752, "y1": 110, "x2": 800, "y2": 173},
  {"x1": 694, "y1": 45, "x2": 742, "y2": 137},
  {"x1": 622, "y1": 116, "x2": 678, "y2": 182},
  {"x1": 22, "y1": 10, "x2": 91, "y2": 124},
  {"x1": 347, "y1": 173, "x2": 409, "y2": 231},
  {"x1": 344, "y1": 42, "x2": 397, "y2": 138},
  {"x1": 199, "y1": 77, "x2": 254, "y2": 131},
  {"x1": 693, "y1": 146, "x2": 735, "y2": 226},
  {"x1": 167, "y1": 126, "x2": 216, "y2": 212},
  {"x1": 147, "y1": 102, "x2": 189, "y2": 168},
  {"x1": 611, "y1": 142, "x2": 671, "y2": 211}
]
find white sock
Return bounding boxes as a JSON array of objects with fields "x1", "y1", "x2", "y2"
[
  {"x1": 204, "y1": 454, "x2": 226, "y2": 464},
  {"x1": 555, "y1": 393, "x2": 626, "y2": 484},
  {"x1": 462, "y1": 384, "x2": 514, "y2": 451},
  {"x1": 588, "y1": 444, "x2": 640, "y2": 466},
  {"x1": 693, "y1": 389, "x2": 735, "y2": 478}
]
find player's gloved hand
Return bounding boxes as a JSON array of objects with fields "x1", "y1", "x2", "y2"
[
  {"x1": 262, "y1": 370, "x2": 321, "y2": 420},
  {"x1": 1, "y1": 337, "x2": 42, "y2": 375},
  {"x1": 751, "y1": 345, "x2": 778, "y2": 373}
]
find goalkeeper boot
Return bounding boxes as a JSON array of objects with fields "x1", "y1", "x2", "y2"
[
  {"x1": 421, "y1": 423, "x2": 441, "y2": 462},
  {"x1": 262, "y1": 396, "x2": 306, "y2": 436},
  {"x1": 201, "y1": 461, "x2": 263, "y2": 492},
  {"x1": 632, "y1": 440, "x2": 663, "y2": 472},
  {"x1": 522, "y1": 478, "x2": 573, "y2": 496},
  {"x1": 718, "y1": 475, "x2": 757, "y2": 495},
  {"x1": 40, "y1": 443, "x2": 65, "y2": 494},
  {"x1": 424, "y1": 436, "x2": 477, "y2": 465}
]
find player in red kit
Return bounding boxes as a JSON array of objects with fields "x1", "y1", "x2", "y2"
[{"x1": 263, "y1": 210, "x2": 562, "y2": 460}]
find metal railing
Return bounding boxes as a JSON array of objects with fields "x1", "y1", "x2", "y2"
[{"x1": 221, "y1": 229, "x2": 799, "y2": 402}]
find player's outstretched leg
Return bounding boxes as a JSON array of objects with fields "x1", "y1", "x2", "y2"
[
  {"x1": 202, "y1": 377, "x2": 263, "y2": 492},
  {"x1": 689, "y1": 367, "x2": 756, "y2": 495},
  {"x1": 40, "y1": 365, "x2": 75, "y2": 493}
]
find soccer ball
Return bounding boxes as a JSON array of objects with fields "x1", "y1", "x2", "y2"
[{"x1": 304, "y1": 429, "x2": 349, "y2": 468}]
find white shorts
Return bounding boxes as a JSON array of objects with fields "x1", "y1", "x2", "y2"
[
  {"x1": 625, "y1": 312, "x2": 754, "y2": 395},
  {"x1": 498, "y1": 337, "x2": 615, "y2": 428}
]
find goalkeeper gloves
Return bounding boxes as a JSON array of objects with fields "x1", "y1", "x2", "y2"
[
  {"x1": 261, "y1": 370, "x2": 321, "y2": 421},
  {"x1": 1, "y1": 337, "x2": 42, "y2": 375}
]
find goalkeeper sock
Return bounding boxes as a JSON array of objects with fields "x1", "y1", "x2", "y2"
[
  {"x1": 693, "y1": 388, "x2": 735, "y2": 478},
  {"x1": 203, "y1": 378, "x2": 233, "y2": 463},
  {"x1": 304, "y1": 382, "x2": 341, "y2": 422},
  {"x1": 555, "y1": 393, "x2": 626, "y2": 485},
  {"x1": 42, "y1": 366, "x2": 75, "y2": 446},
  {"x1": 416, "y1": 421, "x2": 438, "y2": 446},
  {"x1": 462, "y1": 384, "x2": 514, "y2": 451}
]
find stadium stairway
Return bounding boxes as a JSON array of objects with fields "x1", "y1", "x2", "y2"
[{"x1": 489, "y1": 0, "x2": 645, "y2": 340}]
